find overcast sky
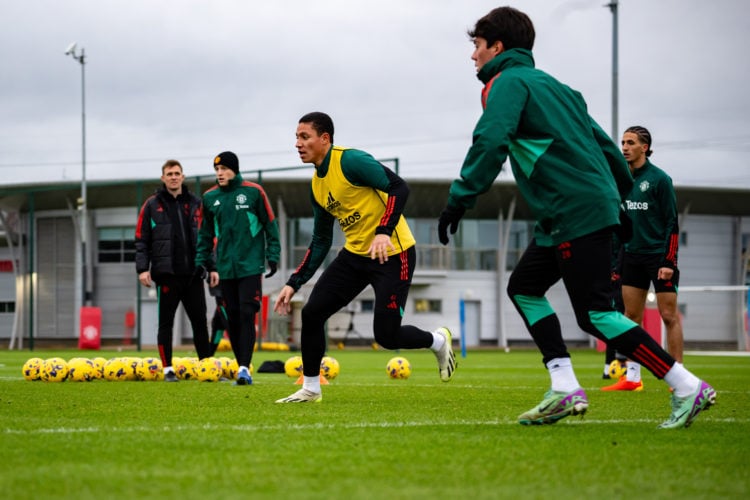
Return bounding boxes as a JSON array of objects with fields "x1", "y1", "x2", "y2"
[{"x1": 1, "y1": 0, "x2": 749, "y2": 189}]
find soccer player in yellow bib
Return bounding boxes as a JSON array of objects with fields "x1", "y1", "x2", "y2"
[{"x1": 273, "y1": 112, "x2": 457, "y2": 403}]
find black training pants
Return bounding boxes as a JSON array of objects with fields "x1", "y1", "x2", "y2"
[
  {"x1": 156, "y1": 274, "x2": 212, "y2": 367},
  {"x1": 507, "y1": 228, "x2": 675, "y2": 378},
  {"x1": 299, "y1": 247, "x2": 432, "y2": 377}
]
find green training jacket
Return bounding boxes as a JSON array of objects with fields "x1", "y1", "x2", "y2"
[
  {"x1": 623, "y1": 160, "x2": 679, "y2": 269},
  {"x1": 448, "y1": 48, "x2": 633, "y2": 246},
  {"x1": 195, "y1": 173, "x2": 281, "y2": 279}
]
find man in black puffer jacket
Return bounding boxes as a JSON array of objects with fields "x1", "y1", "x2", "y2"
[{"x1": 135, "y1": 159, "x2": 212, "y2": 381}]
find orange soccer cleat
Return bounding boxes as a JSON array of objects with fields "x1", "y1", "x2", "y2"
[{"x1": 602, "y1": 376, "x2": 643, "y2": 391}]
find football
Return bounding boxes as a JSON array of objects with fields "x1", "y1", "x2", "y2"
[
  {"x1": 91, "y1": 357, "x2": 108, "y2": 379},
  {"x1": 220, "y1": 357, "x2": 239, "y2": 379},
  {"x1": 42, "y1": 357, "x2": 69, "y2": 382},
  {"x1": 22, "y1": 357, "x2": 44, "y2": 381},
  {"x1": 196, "y1": 357, "x2": 222, "y2": 382},
  {"x1": 171, "y1": 356, "x2": 183, "y2": 372},
  {"x1": 68, "y1": 357, "x2": 97, "y2": 382},
  {"x1": 130, "y1": 358, "x2": 144, "y2": 380},
  {"x1": 137, "y1": 357, "x2": 163, "y2": 381},
  {"x1": 284, "y1": 356, "x2": 304, "y2": 378},
  {"x1": 609, "y1": 359, "x2": 627, "y2": 379},
  {"x1": 386, "y1": 356, "x2": 411, "y2": 379},
  {"x1": 320, "y1": 356, "x2": 340, "y2": 380},
  {"x1": 122, "y1": 357, "x2": 140, "y2": 381},
  {"x1": 217, "y1": 337, "x2": 232, "y2": 352},
  {"x1": 104, "y1": 358, "x2": 129, "y2": 381},
  {"x1": 175, "y1": 357, "x2": 199, "y2": 380}
]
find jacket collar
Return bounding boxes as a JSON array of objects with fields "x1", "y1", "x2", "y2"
[
  {"x1": 632, "y1": 160, "x2": 653, "y2": 178},
  {"x1": 477, "y1": 48, "x2": 535, "y2": 84},
  {"x1": 221, "y1": 172, "x2": 244, "y2": 190},
  {"x1": 157, "y1": 183, "x2": 190, "y2": 200}
]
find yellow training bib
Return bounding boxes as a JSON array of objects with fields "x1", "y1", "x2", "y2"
[{"x1": 311, "y1": 147, "x2": 415, "y2": 256}]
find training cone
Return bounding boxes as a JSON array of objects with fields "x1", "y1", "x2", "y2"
[{"x1": 295, "y1": 374, "x2": 329, "y2": 385}]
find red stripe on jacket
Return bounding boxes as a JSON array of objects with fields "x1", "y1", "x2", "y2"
[
  {"x1": 665, "y1": 233, "x2": 678, "y2": 267},
  {"x1": 242, "y1": 181, "x2": 276, "y2": 222},
  {"x1": 481, "y1": 73, "x2": 502, "y2": 109}
]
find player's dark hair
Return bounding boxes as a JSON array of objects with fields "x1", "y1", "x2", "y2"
[
  {"x1": 299, "y1": 112, "x2": 334, "y2": 142},
  {"x1": 468, "y1": 6, "x2": 535, "y2": 50},
  {"x1": 625, "y1": 125, "x2": 653, "y2": 157}
]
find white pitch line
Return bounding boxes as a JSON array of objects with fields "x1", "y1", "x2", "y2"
[
  {"x1": 684, "y1": 350, "x2": 750, "y2": 357},
  {"x1": 2, "y1": 416, "x2": 740, "y2": 436}
]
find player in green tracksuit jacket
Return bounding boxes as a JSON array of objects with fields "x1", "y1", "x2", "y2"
[
  {"x1": 195, "y1": 151, "x2": 280, "y2": 385},
  {"x1": 603, "y1": 126, "x2": 685, "y2": 391},
  {"x1": 438, "y1": 6, "x2": 713, "y2": 428},
  {"x1": 445, "y1": 53, "x2": 632, "y2": 247},
  {"x1": 624, "y1": 160, "x2": 679, "y2": 265}
]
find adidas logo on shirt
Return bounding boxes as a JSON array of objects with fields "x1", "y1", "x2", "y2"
[{"x1": 326, "y1": 192, "x2": 340, "y2": 211}]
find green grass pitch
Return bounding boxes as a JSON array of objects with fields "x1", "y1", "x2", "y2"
[{"x1": 1, "y1": 347, "x2": 748, "y2": 499}]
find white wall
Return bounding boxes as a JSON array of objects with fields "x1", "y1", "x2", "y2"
[{"x1": 678, "y1": 215, "x2": 744, "y2": 344}]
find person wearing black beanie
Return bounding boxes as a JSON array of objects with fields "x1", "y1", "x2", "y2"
[
  {"x1": 195, "y1": 151, "x2": 281, "y2": 385},
  {"x1": 214, "y1": 151, "x2": 239, "y2": 174}
]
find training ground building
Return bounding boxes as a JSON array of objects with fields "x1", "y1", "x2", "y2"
[{"x1": 1, "y1": 172, "x2": 749, "y2": 352}]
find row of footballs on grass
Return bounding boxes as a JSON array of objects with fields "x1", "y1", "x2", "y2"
[
  {"x1": 22, "y1": 356, "x2": 244, "y2": 383},
  {"x1": 23, "y1": 355, "x2": 341, "y2": 383},
  {"x1": 284, "y1": 355, "x2": 412, "y2": 380},
  {"x1": 23, "y1": 354, "x2": 412, "y2": 383}
]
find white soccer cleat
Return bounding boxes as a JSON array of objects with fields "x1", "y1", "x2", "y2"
[
  {"x1": 275, "y1": 388, "x2": 322, "y2": 403},
  {"x1": 433, "y1": 327, "x2": 457, "y2": 382}
]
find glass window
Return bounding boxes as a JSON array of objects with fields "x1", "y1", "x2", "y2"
[
  {"x1": 506, "y1": 221, "x2": 534, "y2": 270},
  {"x1": 285, "y1": 216, "x2": 533, "y2": 272},
  {"x1": 412, "y1": 218, "x2": 502, "y2": 271},
  {"x1": 455, "y1": 219, "x2": 501, "y2": 270},
  {"x1": 414, "y1": 299, "x2": 441, "y2": 314},
  {"x1": 287, "y1": 218, "x2": 345, "y2": 268},
  {"x1": 98, "y1": 227, "x2": 136, "y2": 263}
]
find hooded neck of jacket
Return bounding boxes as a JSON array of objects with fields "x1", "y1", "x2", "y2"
[
  {"x1": 220, "y1": 172, "x2": 243, "y2": 191},
  {"x1": 157, "y1": 182, "x2": 191, "y2": 201},
  {"x1": 477, "y1": 48, "x2": 535, "y2": 84}
]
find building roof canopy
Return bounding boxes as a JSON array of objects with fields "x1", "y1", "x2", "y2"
[{"x1": 1, "y1": 177, "x2": 748, "y2": 219}]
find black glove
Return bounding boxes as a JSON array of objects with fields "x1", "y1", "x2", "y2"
[
  {"x1": 437, "y1": 205, "x2": 466, "y2": 245},
  {"x1": 264, "y1": 261, "x2": 278, "y2": 278},
  {"x1": 615, "y1": 208, "x2": 633, "y2": 243},
  {"x1": 193, "y1": 265, "x2": 208, "y2": 282}
]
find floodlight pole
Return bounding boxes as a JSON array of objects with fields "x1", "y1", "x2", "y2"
[
  {"x1": 66, "y1": 45, "x2": 90, "y2": 306},
  {"x1": 606, "y1": 0, "x2": 619, "y2": 141}
]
